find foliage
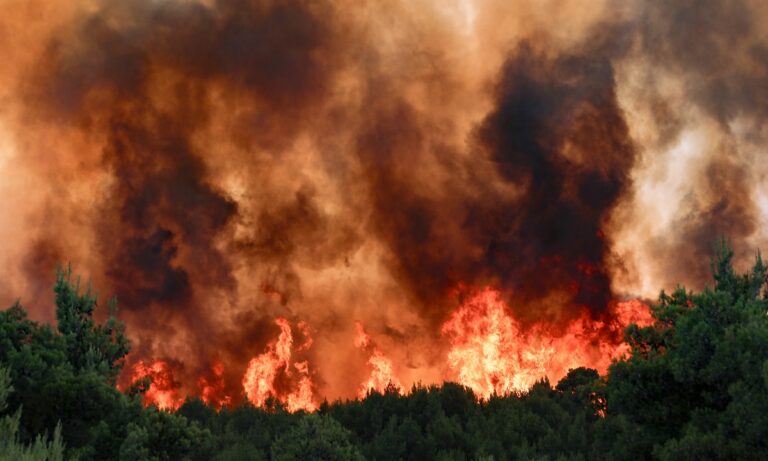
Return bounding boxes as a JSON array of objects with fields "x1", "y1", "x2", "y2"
[
  {"x1": 54, "y1": 267, "x2": 130, "y2": 384},
  {"x1": 606, "y1": 242, "x2": 768, "y2": 460},
  {"x1": 0, "y1": 366, "x2": 66, "y2": 461},
  {"x1": 271, "y1": 414, "x2": 364, "y2": 461}
]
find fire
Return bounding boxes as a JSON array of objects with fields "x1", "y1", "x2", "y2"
[
  {"x1": 613, "y1": 299, "x2": 654, "y2": 328},
  {"x1": 285, "y1": 363, "x2": 314, "y2": 413},
  {"x1": 122, "y1": 295, "x2": 650, "y2": 410},
  {"x1": 242, "y1": 319, "x2": 292, "y2": 408},
  {"x1": 130, "y1": 359, "x2": 185, "y2": 411},
  {"x1": 354, "y1": 322, "x2": 403, "y2": 397},
  {"x1": 441, "y1": 288, "x2": 651, "y2": 398},
  {"x1": 242, "y1": 318, "x2": 317, "y2": 412},
  {"x1": 199, "y1": 361, "x2": 231, "y2": 409}
]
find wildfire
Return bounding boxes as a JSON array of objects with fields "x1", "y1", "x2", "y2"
[
  {"x1": 199, "y1": 361, "x2": 231, "y2": 409},
  {"x1": 130, "y1": 359, "x2": 185, "y2": 411},
  {"x1": 123, "y1": 294, "x2": 651, "y2": 410},
  {"x1": 441, "y1": 288, "x2": 651, "y2": 398},
  {"x1": 242, "y1": 318, "x2": 317, "y2": 412},
  {"x1": 613, "y1": 298, "x2": 654, "y2": 328},
  {"x1": 285, "y1": 363, "x2": 315, "y2": 413},
  {"x1": 354, "y1": 321, "x2": 403, "y2": 397}
]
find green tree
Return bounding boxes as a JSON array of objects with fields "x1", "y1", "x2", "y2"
[
  {"x1": 606, "y1": 244, "x2": 768, "y2": 459},
  {"x1": 1, "y1": 270, "x2": 210, "y2": 460},
  {"x1": 0, "y1": 366, "x2": 66, "y2": 461},
  {"x1": 271, "y1": 414, "x2": 365, "y2": 461},
  {"x1": 54, "y1": 267, "x2": 130, "y2": 383}
]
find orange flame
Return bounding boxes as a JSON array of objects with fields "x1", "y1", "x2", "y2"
[
  {"x1": 355, "y1": 321, "x2": 403, "y2": 397},
  {"x1": 130, "y1": 359, "x2": 185, "y2": 411},
  {"x1": 441, "y1": 288, "x2": 651, "y2": 398},
  {"x1": 121, "y1": 296, "x2": 650, "y2": 409},
  {"x1": 242, "y1": 318, "x2": 317, "y2": 412},
  {"x1": 285, "y1": 361, "x2": 315, "y2": 413},
  {"x1": 613, "y1": 298, "x2": 654, "y2": 328},
  {"x1": 199, "y1": 361, "x2": 231, "y2": 409}
]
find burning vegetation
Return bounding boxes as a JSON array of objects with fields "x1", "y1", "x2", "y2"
[
  {"x1": 1, "y1": 0, "x2": 768, "y2": 458},
  {"x1": 442, "y1": 289, "x2": 652, "y2": 398},
  {"x1": 122, "y1": 290, "x2": 650, "y2": 409},
  {"x1": 241, "y1": 318, "x2": 316, "y2": 412},
  {"x1": 355, "y1": 321, "x2": 403, "y2": 397}
]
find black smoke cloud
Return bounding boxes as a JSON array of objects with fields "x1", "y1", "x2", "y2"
[
  {"x1": 475, "y1": 40, "x2": 635, "y2": 317},
  {"x1": 356, "y1": 36, "x2": 635, "y2": 325}
]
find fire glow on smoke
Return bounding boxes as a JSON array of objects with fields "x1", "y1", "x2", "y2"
[{"x1": 127, "y1": 290, "x2": 652, "y2": 410}]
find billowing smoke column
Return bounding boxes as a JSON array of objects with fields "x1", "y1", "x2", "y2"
[{"x1": 0, "y1": 0, "x2": 766, "y2": 406}]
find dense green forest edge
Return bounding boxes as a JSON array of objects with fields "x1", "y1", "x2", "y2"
[{"x1": 2, "y1": 242, "x2": 768, "y2": 460}]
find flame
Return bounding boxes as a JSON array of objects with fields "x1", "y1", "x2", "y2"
[
  {"x1": 121, "y1": 296, "x2": 649, "y2": 409},
  {"x1": 441, "y1": 288, "x2": 650, "y2": 398},
  {"x1": 285, "y1": 361, "x2": 315, "y2": 413},
  {"x1": 199, "y1": 361, "x2": 231, "y2": 409},
  {"x1": 242, "y1": 318, "x2": 317, "y2": 412},
  {"x1": 613, "y1": 298, "x2": 654, "y2": 328},
  {"x1": 354, "y1": 321, "x2": 403, "y2": 397},
  {"x1": 130, "y1": 359, "x2": 185, "y2": 411}
]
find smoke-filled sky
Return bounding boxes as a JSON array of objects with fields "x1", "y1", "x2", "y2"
[{"x1": 1, "y1": 0, "x2": 767, "y2": 401}]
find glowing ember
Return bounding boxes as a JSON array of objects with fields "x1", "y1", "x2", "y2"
[
  {"x1": 355, "y1": 322, "x2": 403, "y2": 397},
  {"x1": 130, "y1": 359, "x2": 185, "y2": 411},
  {"x1": 242, "y1": 318, "x2": 317, "y2": 412},
  {"x1": 441, "y1": 288, "x2": 651, "y2": 398}
]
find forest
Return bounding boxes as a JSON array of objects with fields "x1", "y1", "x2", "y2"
[{"x1": 2, "y1": 244, "x2": 768, "y2": 460}]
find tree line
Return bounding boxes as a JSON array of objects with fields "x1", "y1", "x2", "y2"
[{"x1": 1, "y1": 243, "x2": 767, "y2": 460}]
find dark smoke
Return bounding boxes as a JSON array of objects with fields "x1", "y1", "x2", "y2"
[
  {"x1": 360, "y1": 38, "x2": 635, "y2": 325},
  {"x1": 475, "y1": 40, "x2": 635, "y2": 317}
]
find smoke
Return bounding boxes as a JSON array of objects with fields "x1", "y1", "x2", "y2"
[
  {"x1": 608, "y1": 0, "x2": 768, "y2": 294},
  {"x1": 0, "y1": 0, "x2": 766, "y2": 401}
]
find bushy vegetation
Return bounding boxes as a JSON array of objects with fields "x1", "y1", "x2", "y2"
[{"x1": 1, "y1": 245, "x2": 767, "y2": 460}]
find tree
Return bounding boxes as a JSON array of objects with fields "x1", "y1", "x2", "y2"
[
  {"x1": 0, "y1": 366, "x2": 66, "y2": 461},
  {"x1": 54, "y1": 267, "x2": 130, "y2": 383},
  {"x1": 1, "y1": 270, "x2": 211, "y2": 460},
  {"x1": 271, "y1": 414, "x2": 365, "y2": 461},
  {"x1": 606, "y1": 244, "x2": 768, "y2": 459}
]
